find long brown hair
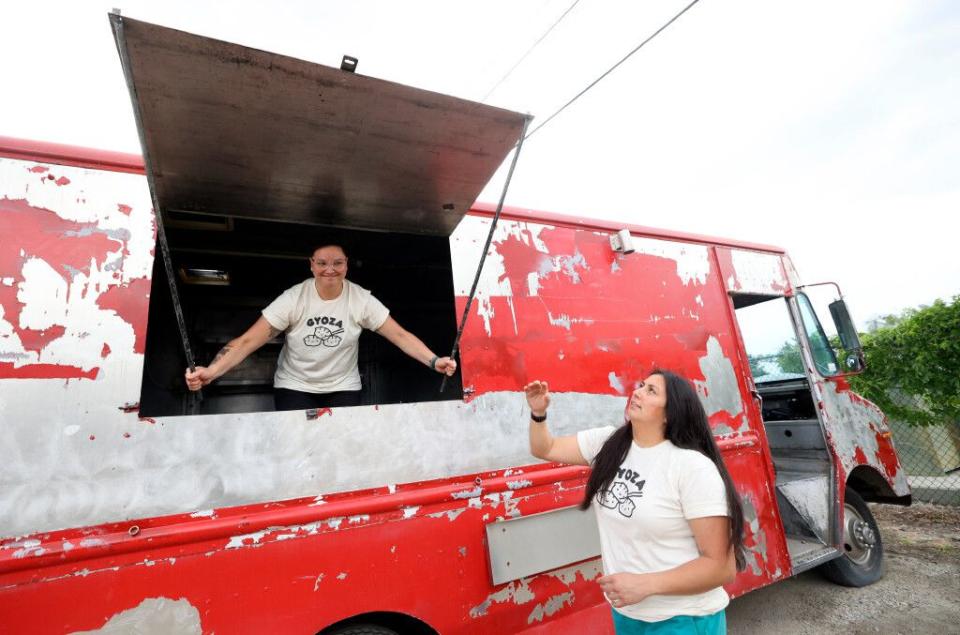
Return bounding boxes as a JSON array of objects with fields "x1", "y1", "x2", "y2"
[{"x1": 580, "y1": 369, "x2": 747, "y2": 571}]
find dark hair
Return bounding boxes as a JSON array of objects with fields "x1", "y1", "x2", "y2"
[
  {"x1": 580, "y1": 369, "x2": 747, "y2": 571},
  {"x1": 310, "y1": 244, "x2": 348, "y2": 257}
]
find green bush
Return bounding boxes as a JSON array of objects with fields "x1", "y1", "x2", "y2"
[{"x1": 851, "y1": 296, "x2": 960, "y2": 427}]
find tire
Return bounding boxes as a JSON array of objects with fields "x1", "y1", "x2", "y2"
[
  {"x1": 819, "y1": 487, "x2": 884, "y2": 586},
  {"x1": 327, "y1": 626, "x2": 399, "y2": 635}
]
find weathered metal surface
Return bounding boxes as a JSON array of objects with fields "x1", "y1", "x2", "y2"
[
  {"x1": 0, "y1": 136, "x2": 908, "y2": 633},
  {"x1": 716, "y1": 246, "x2": 791, "y2": 295},
  {"x1": 110, "y1": 16, "x2": 527, "y2": 236}
]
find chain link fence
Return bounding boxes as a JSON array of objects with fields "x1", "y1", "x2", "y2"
[{"x1": 888, "y1": 412, "x2": 960, "y2": 506}]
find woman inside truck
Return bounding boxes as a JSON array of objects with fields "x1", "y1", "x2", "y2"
[
  {"x1": 184, "y1": 244, "x2": 457, "y2": 410},
  {"x1": 525, "y1": 370, "x2": 746, "y2": 634}
]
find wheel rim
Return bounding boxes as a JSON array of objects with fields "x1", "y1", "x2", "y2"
[{"x1": 842, "y1": 502, "x2": 877, "y2": 565}]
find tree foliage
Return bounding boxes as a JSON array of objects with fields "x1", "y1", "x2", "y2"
[{"x1": 850, "y1": 296, "x2": 960, "y2": 427}]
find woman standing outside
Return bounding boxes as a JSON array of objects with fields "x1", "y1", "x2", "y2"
[{"x1": 525, "y1": 370, "x2": 746, "y2": 634}]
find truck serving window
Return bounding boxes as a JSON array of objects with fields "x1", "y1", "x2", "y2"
[{"x1": 111, "y1": 16, "x2": 528, "y2": 416}]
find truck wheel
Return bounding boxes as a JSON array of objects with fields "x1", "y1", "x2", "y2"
[
  {"x1": 819, "y1": 487, "x2": 884, "y2": 587},
  {"x1": 327, "y1": 625, "x2": 399, "y2": 635}
]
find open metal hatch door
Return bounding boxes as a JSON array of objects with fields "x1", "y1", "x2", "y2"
[{"x1": 109, "y1": 14, "x2": 529, "y2": 236}]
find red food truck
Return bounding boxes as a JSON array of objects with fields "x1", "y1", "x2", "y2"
[{"x1": 0, "y1": 14, "x2": 910, "y2": 635}]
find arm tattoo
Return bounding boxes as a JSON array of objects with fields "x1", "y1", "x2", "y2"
[{"x1": 211, "y1": 345, "x2": 232, "y2": 366}]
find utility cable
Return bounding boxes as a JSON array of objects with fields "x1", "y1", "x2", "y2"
[
  {"x1": 524, "y1": 0, "x2": 702, "y2": 140},
  {"x1": 481, "y1": 0, "x2": 582, "y2": 102}
]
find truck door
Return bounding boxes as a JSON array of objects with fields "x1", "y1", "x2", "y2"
[{"x1": 730, "y1": 292, "x2": 839, "y2": 572}]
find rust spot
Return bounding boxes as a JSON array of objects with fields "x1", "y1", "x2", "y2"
[
  {"x1": 119, "y1": 402, "x2": 139, "y2": 413},
  {"x1": 139, "y1": 417, "x2": 157, "y2": 425},
  {"x1": 305, "y1": 408, "x2": 332, "y2": 420}
]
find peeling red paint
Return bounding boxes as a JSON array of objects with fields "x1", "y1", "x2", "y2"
[
  {"x1": 117, "y1": 203, "x2": 133, "y2": 215},
  {"x1": 853, "y1": 447, "x2": 868, "y2": 464},
  {"x1": 139, "y1": 417, "x2": 157, "y2": 425},
  {"x1": 874, "y1": 431, "x2": 901, "y2": 477},
  {"x1": 16, "y1": 325, "x2": 66, "y2": 354},
  {"x1": 0, "y1": 361, "x2": 98, "y2": 380},
  {"x1": 100, "y1": 343, "x2": 112, "y2": 358},
  {"x1": 95, "y1": 277, "x2": 151, "y2": 354},
  {"x1": 0, "y1": 197, "x2": 127, "y2": 374},
  {"x1": 54, "y1": 176, "x2": 71, "y2": 186},
  {"x1": 28, "y1": 165, "x2": 49, "y2": 173}
]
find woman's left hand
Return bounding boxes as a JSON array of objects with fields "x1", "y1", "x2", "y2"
[
  {"x1": 598, "y1": 572, "x2": 658, "y2": 608},
  {"x1": 434, "y1": 357, "x2": 457, "y2": 376}
]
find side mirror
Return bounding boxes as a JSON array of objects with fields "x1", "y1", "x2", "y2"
[
  {"x1": 797, "y1": 284, "x2": 867, "y2": 377},
  {"x1": 829, "y1": 299, "x2": 862, "y2": 351}
]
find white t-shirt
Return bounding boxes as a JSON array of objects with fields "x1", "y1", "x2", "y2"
[
  {"x1": 262, "y1": 279, "x2": 390, "y2": 393},
  {"x1": 577, "y1": 426, "x2": 730, "y2": 622}
]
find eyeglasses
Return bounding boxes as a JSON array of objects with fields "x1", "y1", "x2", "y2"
[{"x1": 311, "y1": 258, "x2": 348, "y2": 270}]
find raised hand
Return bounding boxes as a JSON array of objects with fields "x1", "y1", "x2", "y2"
[{"x1": 524, "y1": 380, "x2": 550, "y2": 415}]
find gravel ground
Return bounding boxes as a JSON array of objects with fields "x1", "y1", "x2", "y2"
[{"x1": 726, "y1": 503, "x2": 960, "y2": 634}]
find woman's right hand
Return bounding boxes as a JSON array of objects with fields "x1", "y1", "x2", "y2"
[
  {"x1": 185, "y1": 366, "x2": 214, "y2": 391},
  {"x1": 524, "y1": 380, "x2": 550, "y2": 415}
]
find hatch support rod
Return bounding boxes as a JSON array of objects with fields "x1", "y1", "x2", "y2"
[
  {"x1": 110, "y1": 11, "x2": 201, "y2": 411},
  {"x1": 441, "y1": 116, "x2": 532, "y2": 393}
]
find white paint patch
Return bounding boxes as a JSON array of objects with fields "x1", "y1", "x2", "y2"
[
  {"x1": 695, "y1": 337, "x2": 744, "y2": 418},
  {"x1": 527, "y1": 591, "x2": 574, "y2": 624},
  {"x1": 336, "y1": 572, "x2": 347, "y2": 580},
  {"x1": 631, "y1": 236, "x2": 710, "y2": 286},
  {"x1": 545, "y1": 560, "x2": 603, "y2": 586},
  {"x1": 313, "y1": 573, "x2": 324, "y2": 591},
  {"x1": 469, "y1": 577, "x2": 536, "y2": 618},
  {"x1": 728, "y1": 250, "x2": 788, "y2": 294},
  {"x1": 1, "y1": 277, "x2": 13, "y2": 286},
  {"x1": 225, "y1": 529, "x2": 269, "y2": 549},
  {"x1": 452, "y1": 486, "x2": 482, "y2": 500},
  {"x1": 527, "y1": 271, "x2": 541, "y2": 296},
  {"x1": 69, "y1": 597, "x2": 202, "y2": 634},
  {"x1": 8, "y1": 539, "x2": 44, "y2": 559},
  {"x1": 189, "y1": 509, "x2": 215, "y2": 518},
  {"x1": 608, "y1": 372, "x2": 625, "y2": 395},
  {"x1": 401, "y1": 506, "x2": 420, "y2": 519}
]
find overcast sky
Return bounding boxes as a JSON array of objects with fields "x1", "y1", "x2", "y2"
[{"x1": 2, "y1": 1, "x2": 957, "y2": 327}]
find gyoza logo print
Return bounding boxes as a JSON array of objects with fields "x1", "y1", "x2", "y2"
[
  {"x1": 303, "y1": 316, "x2": 344, "y2": 348},
  {"x1": 597, "y1": 468, "x2": 646, "y2": 517}
]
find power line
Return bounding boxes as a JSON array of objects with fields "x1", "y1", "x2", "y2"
[
  {"x1": 524, "y1": 0, "x2": 703, "y2": 141},
  {"x1": 480, "y1": 0, "x2": 582, "y2": 103}
]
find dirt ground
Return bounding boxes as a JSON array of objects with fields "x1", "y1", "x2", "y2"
[{"x1": 726, "y1": 503, "x2": 960, "y2": 634}]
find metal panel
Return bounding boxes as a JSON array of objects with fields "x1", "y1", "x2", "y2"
[
  {"x1": 109, "y1": 15, "x2": 528, "y2": 236},
  {"x1": 485, "y1": 505, "x2": 600, "y2": 585}
]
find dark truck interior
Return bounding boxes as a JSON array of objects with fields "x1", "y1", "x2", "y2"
[
  {"x1": 112, "y1": 17, "x2": 528, "y2": 416},
  {"x1": 140, "y1": 214, "x2": 461, "y2": 416}
]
